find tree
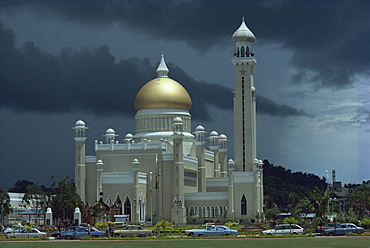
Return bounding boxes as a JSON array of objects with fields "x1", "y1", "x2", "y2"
[
  {"x1": 49, "y1": 177, "x2": 84, "y2": 223},
  {"x1": 93, "y1": 202, "x2": 106, "y2": 222},
  {"x1": 22, "y1": 184, "x2": 47, "y2": 226},
  {"x1": 293, "y1": 197, "x2": 314, "y2": 217},
  {"x1": 309, "y1": 188, "x2": 332, "y2": 219},
  {"x1": 263, "y1": 160, "x2": 326, "y2": 210},
  {"x1": 156, "y1": 220, "x2": 171, "y2": 236},
  {"x1": 8, "y1": 180, "x2": 35, "y2": 193},
  {"x1": 288, "y1": 192, "x2": 301, "y2": 215},
  {"x1": 361, "y1": 218, "x2": 370, "y2": 229},
  {"x1": 23, "y1": 224, "x2": 33, "y2": 238},
  {"x1": 283, "y1": 217, "x2": 298, "y2": 234},
  {"x1": 264, "y1": 208, "x2": 281, "y2": 220},
  {"x1": 346, "y1": 184, "x2": 370, "y2": 219},
  {"x1": 0, "y1": 189, "x2": 11, "y2": 225}
]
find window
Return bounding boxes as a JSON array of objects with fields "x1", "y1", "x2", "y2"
[
  {"x1": 241, "y1": 194, "x2": 247, "y2": 215},
  {"x1": 124, "y1": 197, "x2": 131, "y2": 216}
]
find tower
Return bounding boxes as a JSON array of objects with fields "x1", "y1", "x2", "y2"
[
  {"x1": 72, "y1": 120, "x2": 89, "y2": 202},
  {"x1": 232, "y1": 17, "x2": 257, "y2": 173},
  {"x1": 231, "y1": 18, "x2": 264, "y2": 220}
]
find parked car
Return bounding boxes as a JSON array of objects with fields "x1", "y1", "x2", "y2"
[
  {"x1": 113, "y1": 225, "x2": 153, "y2": 237},
  {"x1": 4, "y1": 225, "x2": 23, "y2": 234},
  {"x1": 185, "y1": 225, "x2": 237, "y2": 237},
  {"x1": 316, "y1": 223, "x2": 340, "y2": 233},
  {"x1": 185, "y1": 223, "x2": 215, "y2": 236},
  {"x1": 52, "y1": 226, "x2": 83, "y2": 239},
  {"x1": 323, "y1": 223, "x2": 364, "y2": 236},
  {"x1": 262, "y1": 224, "x2": 304, "y2": 235},
  {"x1": 60, "y1": 226, "x2": 106, "y2": 240},
  {"x1": 7, "y1": 228, "x2": 47, "y2": 238},
  {"x1": 113, "y1": 222, "x2": 126, "y2": 229}
]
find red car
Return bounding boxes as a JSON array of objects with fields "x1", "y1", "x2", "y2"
[{"x1": 316, "y1": 223, "x2": 340, "y2": 233}]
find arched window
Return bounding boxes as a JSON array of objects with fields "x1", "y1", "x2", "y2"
[
  {"x1": 241, "y1": 46, "x2": 245, "y2": 57},
  {"x1": 124, "y1": 197, "x2": 131, "y2": 216},
  {"x1": 241, "y1": 194, "x2": 247, "y2": 215}
]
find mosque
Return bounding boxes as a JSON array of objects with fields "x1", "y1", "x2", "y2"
[{"x1": 72, "y1": 19, "x2": 263, "y2": 224}]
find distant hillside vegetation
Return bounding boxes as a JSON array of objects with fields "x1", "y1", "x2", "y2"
[{"x1": 263, "y1": 159, "x2": 326, "y2": 211}]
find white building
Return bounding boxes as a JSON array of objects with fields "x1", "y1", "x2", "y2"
[{"x1": 73, "y1": 19, "x2": 263, "y2": 224}]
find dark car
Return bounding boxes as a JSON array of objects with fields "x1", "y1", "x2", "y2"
[
  {"x1": 56, "y1": 226, "x2": 106, "y2": 240},
  {"x1": 52, "y1": 226, "x2": 83, "y2": 239},
  {"x1": 316, "y1": 223, "x2": 340, "y2": 233},
  {"x1": 324, "y1": 223, "x2": 364, "y2": 236}
]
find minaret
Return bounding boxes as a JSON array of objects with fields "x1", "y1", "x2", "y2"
[
  {"x1": 231, "y1": 17, "x2": 257, "y2": 172},
  {"x1": 193, "y1": 125, "x2": 207, "y2": 191},
  {"x1": 171, "y1": 117, "x2": 185, "y2": 224},
  {"x1": 72, "y1": 120, "x2": 89, "y2": 202},
  {"x1": 218, "y1": 134, "x2": 228, "y2": 177},
  {"x1": 209, "y1": 131, "x2": 220, "y2": 177}
]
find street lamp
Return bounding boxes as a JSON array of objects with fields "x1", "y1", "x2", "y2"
[{"x1": 174, "y1": 196, "x2": 183, "y2": 225}]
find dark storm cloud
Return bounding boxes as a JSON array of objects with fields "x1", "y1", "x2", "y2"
[
  {"x1": 0, "y1": 24, "x2": 306, "y2": 120},
  {"x1": 1, "y1": 0, "x2": 369, "y2": 89},
  {"x1": 256, "y1": 96, "x2": 311, "y2": 118}
]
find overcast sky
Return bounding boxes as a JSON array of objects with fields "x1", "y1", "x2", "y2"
[{"x1": 0, "y1": 0, "x2": 369, "y2": 190}]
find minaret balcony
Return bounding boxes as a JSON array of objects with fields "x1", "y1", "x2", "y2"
[{"x1": 231, "y1": 57, "x2": 257, "y2": 65}]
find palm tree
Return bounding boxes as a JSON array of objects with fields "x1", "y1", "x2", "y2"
[
  {"x1": 283, "y1": 217, "x2": 298, "y2": 234},
  {"x1": 23, "y1": 224, "x2": 33, "y2": 238},
  {"x1": 309, "y1": 188, "x2": 332, "y2": 219},
  {"x1": 293, "y1": 197, "x2": 313, "y2": 217},
  {"x1": 156, "y1": 220, "x2": 171, "y2": 236},
  {"x1": 346, "y1": 185, "x2": 370, "y2": 219}
]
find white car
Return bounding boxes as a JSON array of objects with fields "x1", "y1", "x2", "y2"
[
  {"x1": 262, "y1": 224, "x2": 304, "y2": 235},
  {"x1": 4, "y1": 225, "x2": 23, "y2": 234},
  {"x1": 7, "y1": 228, "x2": 47, "y2": 238}
]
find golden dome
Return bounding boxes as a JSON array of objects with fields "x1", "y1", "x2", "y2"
[{"x1": 134, "y1": 77, "x2": 192, "y2": 111}]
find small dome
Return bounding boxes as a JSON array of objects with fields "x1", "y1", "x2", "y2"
[
  {"x1": 232, "y1": 18, "x2": 255, "y2": 43},
  {"x1": 173, "y1": 117, "x2": 183, "y2": 124},
  {"x1": 219, "y1": 134, "x2": 227, "y2": 140},
  {"x1": 75, "y1": 120, "x2": 86, "y2": 127},
  {"x1": 125, "y1": 133, "x2": 134, "y2": 139},
  {"x1": 106, "y1": 128, "x2": 115, "y2": 135},
  {"x1": 210, "y1": 130, "x2": 219, "y2": 137},
  {"x1": 195, "y1": 125, "x2": 205, "y2": 132}
]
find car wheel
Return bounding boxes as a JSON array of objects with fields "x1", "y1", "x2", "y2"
[
  {"x1": 34, "y1": 236, "x2": 38, "y2": 238},
  {"x1": 56, "y1": 234, "x2": 61, "y2": 240},
  {"x1": 328, "y1": 232, "x2": 334, "y2": 236},
  {"x1": 197, "y1": 234, "x2": 204, "y2": 237},
  {"x1": 65, "y1": 235, "x2": 73, "y2": 240},
  {"x1": 292, "y1": 232, "x2": 298, "y2": 235},
  {"x1": 138, "y1": 234, "x2": 146, "y2": 237},
  {"x1": 188, "y1": 232, "x2": 194, "y2": 237},
  {"x1": 114, "y1": 233, "x2": 120, "y2": 237},
  {"x1": 92, "y1": 235, "x2": 98, "y2": 238}
]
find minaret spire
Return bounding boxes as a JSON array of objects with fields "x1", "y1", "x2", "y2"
[{"x1": 156, "y1": 51, "x2": 169, "y2": 78}]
